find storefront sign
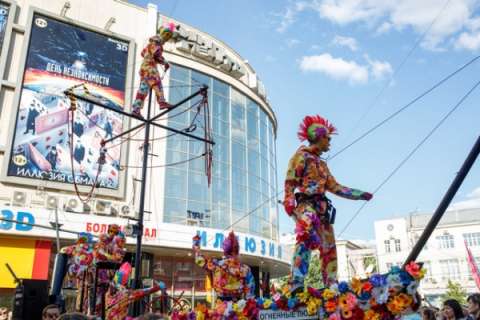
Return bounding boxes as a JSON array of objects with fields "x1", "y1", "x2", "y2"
[
  {"x1": 258, "y1": 308, "x2": 320, "y2": 320},
  {"x1": 195, "y1": 229, "x2": 283, "y2": 260}
]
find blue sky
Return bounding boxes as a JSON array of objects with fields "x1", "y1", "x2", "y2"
[{"x1": 131, "y1": 0, "x2": 480, "y2": 240}]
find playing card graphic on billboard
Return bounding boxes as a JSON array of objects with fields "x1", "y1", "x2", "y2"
[
  {"x1": 0, "y1": 2, "x2": 9, "y2": 54},
  {"x1": 7, "y1": 13, "x2": 130, "y2": 189}
]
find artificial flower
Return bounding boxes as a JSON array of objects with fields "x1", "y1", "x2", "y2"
[
  {"x1": 405, "y1": 262, "x2": 425, "y2": 280},
  {"x1": 338, "y1": 281, "x2": 349, "y2": 293},
  {"x1": 263, "y1": 299, "x2": 272, "y2": 309},
  {"x1": 351, "y1": 278, "x2": 363, "y2": 295},
  {"x1": 342, "y1": 309, "x2": 353, "y2": 319},
  {"x1": 325, "y1": 300, "x2": 338, "y2": 313},
  {"x1": 323, "y1": 288, "x2": 336, "y2": 300},
  {"x1": 364, "y1": 309, "x2": 381, "y2": 320}
]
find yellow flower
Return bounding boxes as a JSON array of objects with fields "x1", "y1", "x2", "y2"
[
  {"x1": 195, "y1": 311, "x2": 205, "y2": 320},
  {"x1": 297, "y1": 291, "x2": 310, "y2": 304},
  {"x1": 339, "y1": 295, "x2": 349, "y2": 311},
  {"x1": 263, "y1": 299, "x2": 272, "y2": 309},
  {"x1": 307, "y1": 301, "x2": 318, "y2": 315},
  {"x1": 323, "y1": 288, "x2": 336, "y2": 300},
  {"x1": 364, "y1": 310, "x2": 380, "y2": 320},
  {"x1": 351, "y1": 278, "x2": 363, "y2": 295},
  {"x1": 342, "y1": 309, "x2": 353, "y2": 319}
]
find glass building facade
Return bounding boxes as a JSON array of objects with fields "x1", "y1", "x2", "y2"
[{"x1": 163, "y1": 64, "x2": 278, "y2": 240}]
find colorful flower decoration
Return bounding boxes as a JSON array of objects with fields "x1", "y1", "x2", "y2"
[
  {"x1": 171, "y1": 263, "x2": 425, "y2": 319},
  {"x1": 297, "y1": 115, "x2": 337, "y2": 143}
]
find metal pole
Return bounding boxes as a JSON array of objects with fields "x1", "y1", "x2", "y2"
[
  {"x1": 403, "y1": 135, "x2": 480, "y2": 266},
  {"x1": 55, "y1": 206, "x2": 60, "y2": 252},
  {"x1": 133, "y1": 89, "x2": 153, "y2": 316}
]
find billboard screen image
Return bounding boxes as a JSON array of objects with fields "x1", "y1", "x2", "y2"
[
  {"x1": 7, "y1": 13, "x2": 130, "y2": 190},
  {"x1": 0, "y1": 1, "x2": 9, "y2": 54}
]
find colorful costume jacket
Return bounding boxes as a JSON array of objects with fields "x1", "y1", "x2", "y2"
[
  {"x1": 193, "y1": 244, "x2": 255, "y2": 300},
  {"x1": 284, "y1": 145, "x2": 366, "y2": 210},
  {"x1": 139, "y1": 36, "x2": 167, "y2": 82}
]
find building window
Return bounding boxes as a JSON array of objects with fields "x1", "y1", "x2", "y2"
[
  {"x1": 395, "y1": 239, "x2": 401, "y2": 252},
  {"x1": 436, "y1": 233, "x2": 455, "y2": 249},
  {"x1": 439, "y1": 259, "x2": 460, "y2": 280},
  {"x1": 384, "y1": 240, "x2": 391, "y2": 253},
  {"x1": 423, "y1": 261, "x2": 433, "y2": 282},
  {"x1": 464, "y1": 232, "x2": 480, "y2": 247}
]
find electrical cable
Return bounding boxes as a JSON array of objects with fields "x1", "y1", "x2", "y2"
[
  {"x1": 330, "y1": 54, "x2": 480, "y2": 160},
  {"x1": 337, "y1": 78, "x2": 480, "y2": 238},
  {"x1": 343, "y1": 0, "x2": 452, "y2": 141}
]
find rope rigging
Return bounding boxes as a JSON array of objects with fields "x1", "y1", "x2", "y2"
[{"x1": 63, "y1": 80, "x2": 213, "y2": 204}]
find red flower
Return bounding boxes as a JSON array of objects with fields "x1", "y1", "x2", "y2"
[{"x1": 362, "y1": 282, "x2": 373, "y2": 292}]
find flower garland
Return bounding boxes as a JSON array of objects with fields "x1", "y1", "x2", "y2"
[{"x1": 171, "y1": 262, "x2": 425, "y2": 320}]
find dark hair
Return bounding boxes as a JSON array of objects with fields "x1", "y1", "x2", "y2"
[
  {"x1": 58, "y1": 313, "x2": 88, "y2": 320},
  {"x1": 42, "y1": 304, "x2": 60, "y2": 316},
  {"x1": 137, "y1": 313, "x2": 164, "y2": 320},
  {"x1": 422, "y1": 308, "x2": 436, "y2": 320},
  {"x1": 443, "y1": 299, "x2": 465, "y2": 319},
  {"x1": 468, "y1": 293, "x2": 480, "y2": 306}
]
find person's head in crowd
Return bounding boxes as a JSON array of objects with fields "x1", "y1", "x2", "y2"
[
  {"x1": 136, "y1": 313, "x2": 164, "y2": 320},
  {"x1": 467, "y1": 294, "x2": 480, "y2": 319},
  {"x1": 57, "y1": 312, "x2": 88, "y2": 320},
  {"x1": 42, "y1": 304, "x2": 60, "y2": 320},
  {"x1": 0, "y1": 307, "x2": 9, "y2": 320},
  {"x1": 442, "y1": 299, "x2": 465, "y2": 320},
  {"x1": 422, "y1": 307, "x2": 437, "y2": 320}
]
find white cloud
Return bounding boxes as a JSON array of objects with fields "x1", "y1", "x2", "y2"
[
  {"x1": 467, "y1": 187, "x2": 480, "y2": 199},
  {"x1": 376, "y1": 21, "x2": 392, "y2": 34},
  {"x1": 276, "y1": 1, "x2": 311, "y2": 33},
  {"x1": 455, "y1": 31, "x2": 480, "y2": 51},
  {"x1": 286, "y1": 38, "x2": 301, "y2": 47},
  {"x1": 277, "y1": 0, "x2": 480, "y2": 51},
  {"x1": 364, "y1": 54, "x2": 393, "y2": 79},
  {"x1": 300, "y1": 53, "x2": 369, "y2": 84},
  {"x1": 332, "y1": 35, "x2": 359, "y2": 51}
]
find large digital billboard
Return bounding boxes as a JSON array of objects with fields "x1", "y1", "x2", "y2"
[
  {"x1": 5, "y1": 12, "x2": 132, "y2": 191},
  {"x1": 0, "y1": 1, "x2": 10, "y2": 55}
]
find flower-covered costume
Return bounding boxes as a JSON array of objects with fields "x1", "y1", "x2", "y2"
[
  {"x1": 132, "y1": 23, "x2": 176, "y2": 116},
  {"x1": 284, "y1": 115, "x2": 372, "y2": 290},
  {"x1": 105, "y1": 262, "x2": 166, "y2": 320},
  {"x1": 192, "y1": 232, "x2": 255, "y2": 301}
]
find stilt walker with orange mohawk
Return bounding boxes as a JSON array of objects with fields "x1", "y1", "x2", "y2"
[{"x1": 284, "y1": 115, "x2": 373, "y2": 292}]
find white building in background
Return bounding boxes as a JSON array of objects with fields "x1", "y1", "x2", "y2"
[{"x1": 374, "y1": 208, "x2": 480, "y2": 305}]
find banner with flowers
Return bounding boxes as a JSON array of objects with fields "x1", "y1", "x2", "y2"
[{"x1": 171, "y1": 262, "x2": 425, "y2": 320}]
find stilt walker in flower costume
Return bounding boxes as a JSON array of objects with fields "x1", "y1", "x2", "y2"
[
  {"x1": 131, "y1": 22, "x2": 176, "y2": 117},
  {"x1": 192, "y1": 231, "x2": 255, "y2": 301},
  {"x1": 284, "y1": 115, "x2": 373, "y2": 292}
]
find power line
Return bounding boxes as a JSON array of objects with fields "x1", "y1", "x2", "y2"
[
  {"x1": 343, "y1": 0, "x2": 452, "y2": 141},
  {"x1": 330, "y1": 54, "x2": 480, "y2": 160},
  {"x1": 338, "y1": 78, "x2": 480, "y2": 238}
]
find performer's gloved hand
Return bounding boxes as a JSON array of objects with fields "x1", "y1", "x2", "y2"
[
  {"x1": 284, "y1": 198, "x2": 296, "y2": 216},
  {"x1": 361, "y1": 192, "x2": 373, "y2": 201},
  {"x1": 164, "y1": 62, "x2": 170, "y2": 71},
  {"x1": 192, "y1": 234, "x2": 201, "y2": 247}
]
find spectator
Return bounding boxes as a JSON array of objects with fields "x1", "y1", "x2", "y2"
[
  {"x1": 443, "y1": 299, "x2": 466, "y2": 320},
  {"x1": 422, "y1": 307, "x2": 437, "y2": 320},
  {"x1": 0, "y1": 307, "x2": 8, "y2": 320},
  {"x1": 137, "y1": 313, "x2": 165, "y2": 320},
  {"x1": 42, "y1": 304, "x2": 60, "y2": 320},
  {"x1": 467, "y1": 294, "x2": 480, "y2": 320},
  {"x1": 57, "y1": 312, "x2": 88, "y2": 320}
]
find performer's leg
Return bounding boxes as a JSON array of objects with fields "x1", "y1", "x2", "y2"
[
  {"x1": 318, "y1": 223, "x2": 338, "y2": 287},
  {"x1": 149, "y1": 78, "x2": 170, "y2": 109},
  {"x1": 289, "y1": 242, "x2": 310, "y2": 291},
  {"x1": 132, "y1": 79, "x2": 150, "y2": 115}
]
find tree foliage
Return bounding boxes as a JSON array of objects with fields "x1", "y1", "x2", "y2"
[{"x1": 441, "y1": 280, "x2": 467, "y2": 305}]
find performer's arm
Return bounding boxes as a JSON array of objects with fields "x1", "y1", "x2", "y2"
[
  {"x1": 325, "y1": 164, "x2": 372, "y2": 200},
  {"x1": 283, "y1": 152, "x2": 305, "y2": 216},
  {"x1": 192, "y1": 235, "x2": 218, "y2": 271}
]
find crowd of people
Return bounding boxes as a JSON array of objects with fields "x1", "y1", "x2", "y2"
[{"x1": 417, "y1": 294, "x2": 480, "y2": 320}]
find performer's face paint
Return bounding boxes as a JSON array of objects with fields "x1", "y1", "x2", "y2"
[{"x1": 314, "y1": 135, "x2": 331, "y2": 153}]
